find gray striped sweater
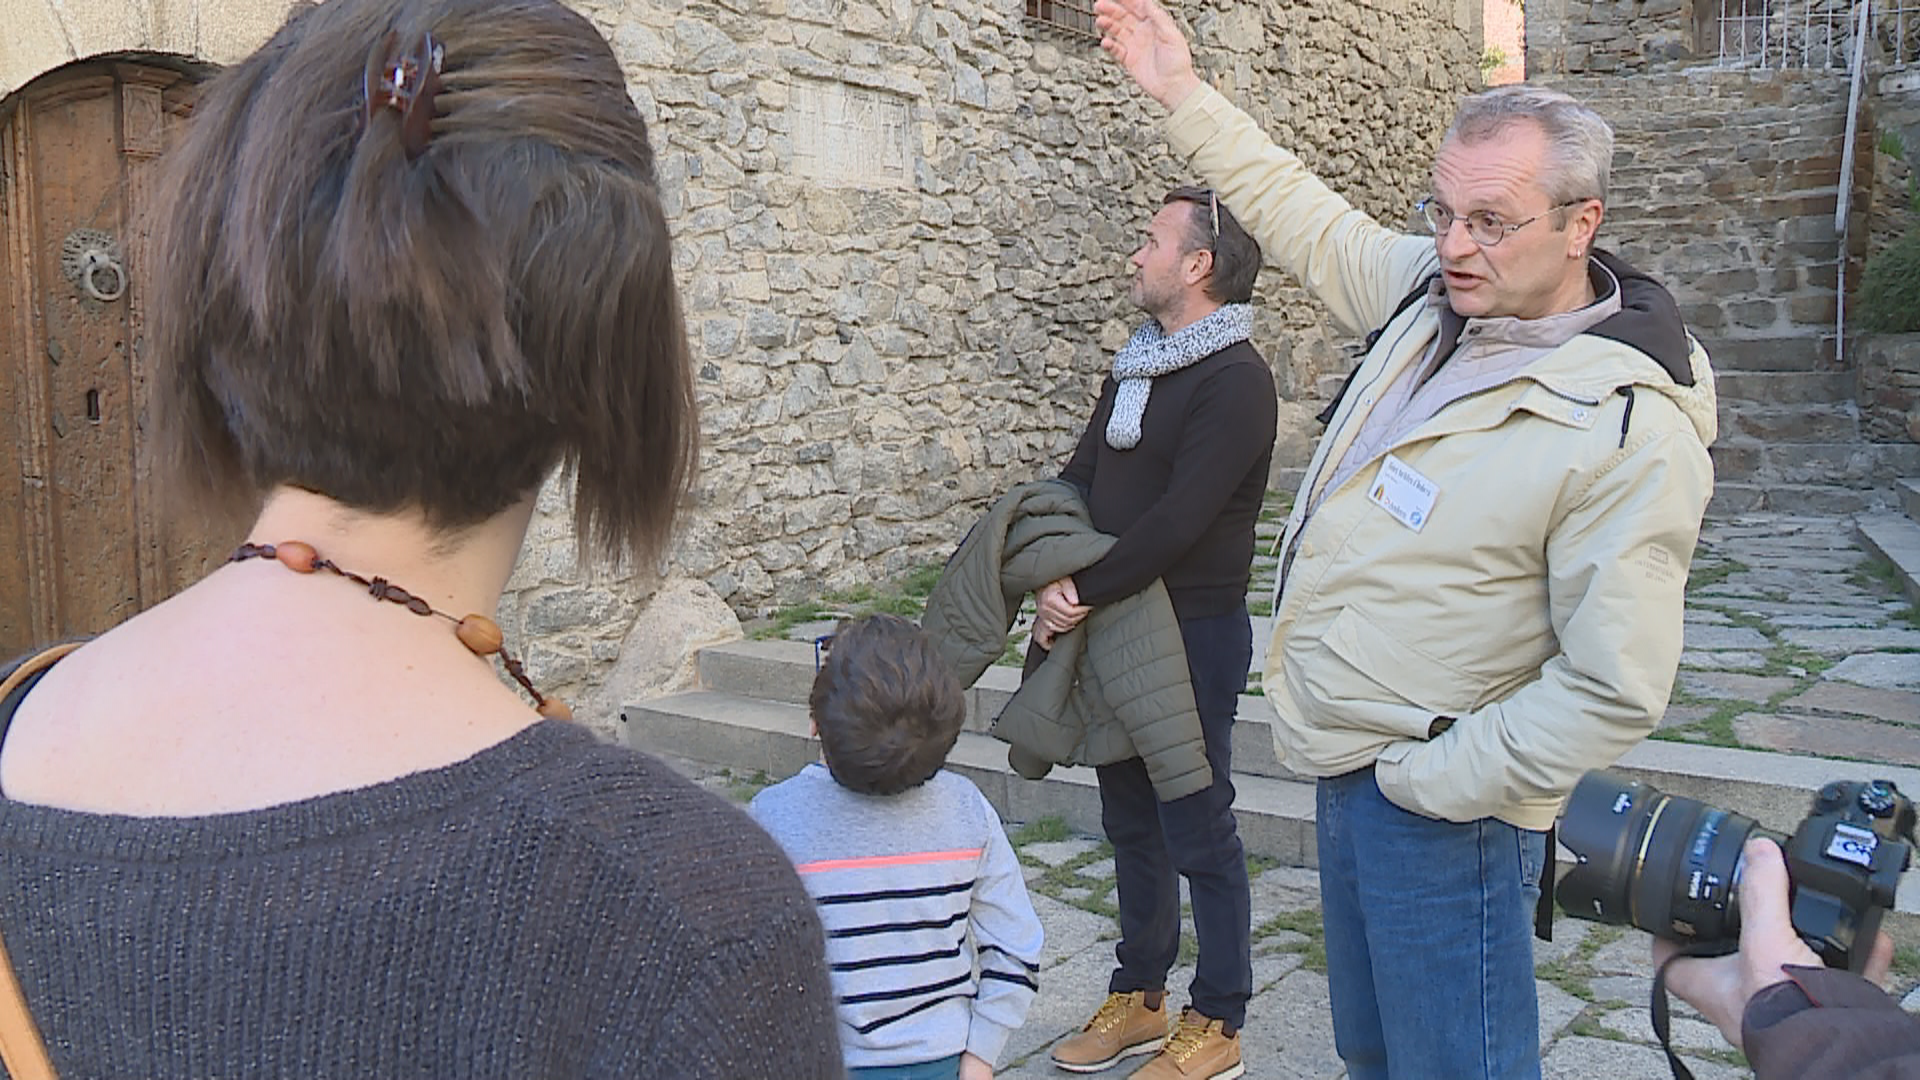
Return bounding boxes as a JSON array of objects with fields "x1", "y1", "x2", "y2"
[{"x1": 749, "y1": 765, "x2": 1044, "y2": 1070}]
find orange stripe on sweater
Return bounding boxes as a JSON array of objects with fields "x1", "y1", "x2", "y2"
[{"x1": 795, "y1": 848, "x2": 983, "y2": 873}]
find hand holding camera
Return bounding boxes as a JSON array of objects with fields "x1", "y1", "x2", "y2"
[
  {"x1": 1557, "y1": 773, "x2": 1914, "y2": 972},
  {"x1": 1654, "y1": 835, "x2": 1893, "y2": 1049},
  {"x1": 1555, "y1": 772, "x2": 1915, "y2": 1077}
]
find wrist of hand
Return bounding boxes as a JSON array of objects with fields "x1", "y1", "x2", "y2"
[{"x1": 1160, "y1": 73, "x2": 1203, "y2": 112}]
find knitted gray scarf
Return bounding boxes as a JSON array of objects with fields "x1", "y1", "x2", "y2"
[{"x1": 1106, "y1": 303, "x2": 1254, "y2": 450}]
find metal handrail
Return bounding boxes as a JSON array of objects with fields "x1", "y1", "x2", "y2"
[{"x1": 1836, "y1": 0, "x2": 1872, "y2": 368}]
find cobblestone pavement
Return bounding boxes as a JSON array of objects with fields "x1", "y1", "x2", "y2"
[
  {"x1": 1669, "y1": 513, "x2": 1920, "y2": 764},
  {"x1": 991, "y1": 833, "x2": 1767, "y2": 1080}
]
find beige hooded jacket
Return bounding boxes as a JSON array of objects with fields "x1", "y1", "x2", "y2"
[{"x1": 1167, "y1": 84, "x2": 1717, "y2": 830}]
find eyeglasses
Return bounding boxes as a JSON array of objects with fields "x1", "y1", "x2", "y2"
[
  {"x1": 813, "y1": 633, "x2": 834, "y2": 673},
  {"x1": 1415, "y1": 197, "x2": 1591, "y2": 247}
]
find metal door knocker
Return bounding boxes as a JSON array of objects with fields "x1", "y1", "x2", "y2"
[{"x1": 61, "y1": 229, "x2": 126, "y2": 303}]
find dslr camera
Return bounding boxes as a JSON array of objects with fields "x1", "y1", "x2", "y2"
[{"x1": 1556, "y1": 770, "x2": 1916, "y2": 972}]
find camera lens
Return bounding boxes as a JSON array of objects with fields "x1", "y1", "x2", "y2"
[{"x1": 1556, "y1": 771, "x2": 1768, "y2": 944}]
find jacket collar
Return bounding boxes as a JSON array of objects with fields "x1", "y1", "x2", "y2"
[{"x1": 1413, "y1": 251, "x2": 1716, "y2": 446}]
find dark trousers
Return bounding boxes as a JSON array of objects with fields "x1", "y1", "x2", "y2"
[{"x1": 1095, "y1": 608, "x2": 1253, "y2": 1028}]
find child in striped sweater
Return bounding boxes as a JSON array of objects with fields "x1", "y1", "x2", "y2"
[{"x1": 751, "y1": 614, "x2": 1045, "y2": 1080}]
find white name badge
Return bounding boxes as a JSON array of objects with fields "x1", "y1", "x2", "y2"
[{"x1": 1368, "y1": 454, "x2": 1438, "y2": 532}]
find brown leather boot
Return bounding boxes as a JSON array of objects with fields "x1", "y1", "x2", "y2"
[
  {"x1": 1127, "y1": 1008, "x2": 1243, "y2": 1079},
  {"x1": 1049, "y1": 990, "x2": 1169, "y2": 1073}
]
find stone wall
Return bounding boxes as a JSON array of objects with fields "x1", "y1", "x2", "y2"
[
  {"x1": 503, "y1": 0, "x2": 1479, "y2": 705},
  {"x1": 577, "y1": 0, "x2": 1475, "y2": 600},
  {"x1": 3, "y1": 0, "x2": 1480, "y2": 712},
  {"x1": 1857, "y1": 334, "x2": 1920, "y2": 442},
  {"x1": 1526, "y1": 0, "x2": 1699, "y2": 75},
  {"x1": 0, "y1": 1, "x2": 294, "y2": 89}
]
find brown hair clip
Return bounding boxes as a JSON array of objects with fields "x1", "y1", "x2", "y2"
[{"x1": 363, "y1": 30, "x2": 444, "y2": 159}]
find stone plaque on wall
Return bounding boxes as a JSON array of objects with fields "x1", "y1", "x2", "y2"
[{"x1": 789, "y1": 79, "x2": 914, "y2": 188}]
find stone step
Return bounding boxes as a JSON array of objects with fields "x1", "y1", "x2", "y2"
[
  {"x1": 1720, "y1": 402, "x2": 1861, "y2": 442},
  {"x1": 697, "y1": 638, "x2": 1306, "y2": 779},
  {"x1": 624, "y1": 689, "x2": 1323, "y2": 866},
  {"x1": 1708, "y1": 481, "x2": 1891, "y2": 516},
  {"x1": 1610, "y1": 112, "x2": 1851, "y2": 139},
  {"x1": 1545, "y1": 72, "x2": 1850, "y2": 106},
  {"x1": 1857, "y1": 512, "x2": 1920, "y2": 607},
  {"x1": 1606, "y1": 209, "x2": 1841, "y2": 239},
  {"x1": 1612, "y1": 157, "x2": 1847, "y2": 190},
  {"x1": 1709, "y1": 439, "x2": 1920, "y2": 486},
  {"x1": 1716, "y1": 370, "x2": 1856, "y2": 404},
  {"x1": 1698, "y1": 335, "x2": 1834, "y2": 371},
  {"x1": 622, "y1": 686, "x2": 1920, "y2": 913},
  {"x1": 1901, "y1": 477, "x2": 1920, "y2": 524}
]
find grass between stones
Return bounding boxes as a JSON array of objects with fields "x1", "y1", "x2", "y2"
[
  {"x1": 1661, "y1": 545, "x2": 1916, "y2": 757},
  {"x1": 1852, "y1": 556, "x2": 1904, "y2": 594},
  {"x1": 1252, "y1": 907, "x2": 1327, "y2": 973},
  {"x1": 1893, "y1": 944, "x2": 1920, "y2": 984},
  {"x1": 1011, "y1": 816, "x2": 1073, "y2": 846},
  {"x1": 1537, "y1": 924, "x2": 1653, "y2": 1054},
  {"x1": 1008, "y1": 819, "x2": 1309, "y2": 967},
  {"x1": 1257, "y1": 489, "x2": 1295, "y2": 526},
  {"x1": 1533, "y1": 923, "x2": 1618, "y2": 1004},
  {"x1": 1541, "y1": 927, "x2": 1752, "y2": 1068},
  {"x1": 748, "y1": 563, "x2": 944, "y2": 639},
  {"x1": 748, "y1": 560, "x2": 1039, "y2": 666},
  {"x1": 1026, "y1": 840, "x2": 1122, "y2": 921},
  {"x1": 714, "y1": 766, "x2": 773, "y2": 803},
  {"x1": 1656, "y1": 603, "x2": 1836, "y2": 750},
  {"x1": 1684, "y1": 556, "x2": 1747, "y2": 594},
  {"x1": 1538, "y1": 922, "x2": 1753, "y2": 1068}
]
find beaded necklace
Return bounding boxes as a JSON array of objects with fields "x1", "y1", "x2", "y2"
[{"x1": 229, "y1": 541, "x2": 572, "y2": 721}]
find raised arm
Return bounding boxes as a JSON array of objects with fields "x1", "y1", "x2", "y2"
[
  {"x1": 1094, "y1": 0, "x2": 1439, "y2": 336},
  {"x1": 1092, "y1": 0, "x2": 1203, "y2": 112}
]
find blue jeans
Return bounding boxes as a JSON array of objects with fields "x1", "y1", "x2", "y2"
[
  {"x1": 1095, "y1": 609, "x2": 1254, "y2": 1028},
  {"x1": 849, "y1": 1054, "x2": 962, "y2": 1079},
  {"x1": 1317, "y1": 767, "x2": 1548, "y2": 1080}
]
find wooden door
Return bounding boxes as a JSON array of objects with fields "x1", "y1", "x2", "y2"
[{"x1": 0, "y1": 61, "x2": 230, "y2": 658}]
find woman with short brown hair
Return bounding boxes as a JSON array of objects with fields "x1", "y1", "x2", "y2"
[{"x1": 0, "y1": 1, "x2": 841, "y2": 1076}]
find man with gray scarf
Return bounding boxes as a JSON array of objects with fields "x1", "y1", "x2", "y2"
[{"x1": 1041, "y1": 187, "x2": 1275, "y2": 1079}]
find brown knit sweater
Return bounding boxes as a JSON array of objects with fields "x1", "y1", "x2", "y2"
[{"x1": 0, "y1": 665, "x2": 843, "y2": 1079}]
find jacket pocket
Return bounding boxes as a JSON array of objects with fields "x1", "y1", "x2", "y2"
[{"x1": 1286, "y1": 605, "x2": 1490, "y2": 741}]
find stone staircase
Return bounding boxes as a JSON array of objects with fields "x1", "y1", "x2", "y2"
[
  {"x1": 624, "y1": 637, "x2": 1920, "y2": 910},
  {"x1": 1544, "y1": 69, "x2": 1917, "y2": 513}
]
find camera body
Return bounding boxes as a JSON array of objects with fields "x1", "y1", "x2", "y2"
[
  {"x1": 1777, "y1": 779, "x2": 1915, "y2": 969},
  {"x1": 1556, "y1": 771, "x2": 1915, "y2": 972}
]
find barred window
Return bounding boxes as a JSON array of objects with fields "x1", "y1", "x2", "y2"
[{"x1": 1025, "y1": 0, "x2": 1098, "y2": 41}]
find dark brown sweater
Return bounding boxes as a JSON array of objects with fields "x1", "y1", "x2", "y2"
[
  {"x1": 1060, "y1": 339, "x2": 1278, "y2": 618},
  {"x1": 0, "y1": 663, "x2": 844, "y2": 1079},
  {"x1": 1742, "y1": 965, "x2": 1920, "y2": 1079},
  {"x1": 1751, "y1": 960, "x2": 1920, "y2": 1068}
]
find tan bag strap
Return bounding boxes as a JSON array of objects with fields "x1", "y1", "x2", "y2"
[
  {"x1": 0, "y1": 928, "x2": 57, "y2": 1080},
  {"x1": 0, "y1": 641, "x2": 80, "y2": 1080},
  {"x1": 0, "y1": 642, "x2": 81, "y2": 708}
]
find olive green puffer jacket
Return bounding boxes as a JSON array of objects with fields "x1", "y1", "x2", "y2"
[{"x1": 921, "y1": 480, "x2": 1211, "y2": 801}]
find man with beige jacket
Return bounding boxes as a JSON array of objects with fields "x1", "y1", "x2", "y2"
[{"x1": 1092, "y1": 2, "x2": 1716, "y2": 1078}]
